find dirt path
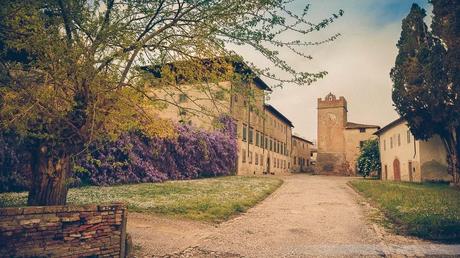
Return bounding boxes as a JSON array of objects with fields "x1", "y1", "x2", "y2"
[{"x1": 128, "y1": 174, "x2": 460, "y2": 257}]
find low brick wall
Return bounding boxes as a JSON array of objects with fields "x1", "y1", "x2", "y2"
[{"x1": 0, "y1": 203, "x2": 127, "y2": 257}]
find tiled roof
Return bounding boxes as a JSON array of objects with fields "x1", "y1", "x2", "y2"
[
  {"x1": 264, "y1": 104, "x2": 294, "y2": 128},
  {"x1": 345, "y1": 122, "x2": 380, "y2": 129},
  {"x1": 374, "y1": 117, "x2": 405, "y2": 136},
  {"x1": 292, "y1": 135, "x2": 313, "y2": 144}
]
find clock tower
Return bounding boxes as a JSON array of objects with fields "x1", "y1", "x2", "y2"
[{"x1": 317, "y1": 93, "x2": 348, "y2": 174}]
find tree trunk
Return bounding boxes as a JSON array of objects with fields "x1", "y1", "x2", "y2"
[
  {"x1": 27, "y1": 145, "x2": 71, "y2": 206},
  {"x1": 444, "y1": 129, "x2": 460, "y2": 187}
]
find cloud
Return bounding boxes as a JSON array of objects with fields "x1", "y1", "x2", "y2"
[{"x1": 230, "y1": 0, "x2": 431, "y2": 141}]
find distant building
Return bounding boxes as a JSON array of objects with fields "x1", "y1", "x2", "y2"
[
  {"x1": 317, "y1": 93, "x2": 379, "y2": 175},
  {"x1": 291, "y1": 135, "x2": 313, "y2": 172},
  {"x1": 374, "y1": 118, "x2": 451, "y2": 182},
  {"x1": 145, "y1": 58, "x2": 293, "y2": 175}
]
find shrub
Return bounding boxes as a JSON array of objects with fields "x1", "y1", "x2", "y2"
[{"x1": 1, "y1": 116, "x2": 238, "y2": 190}]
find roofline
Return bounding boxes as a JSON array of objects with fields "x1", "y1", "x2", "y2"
[
  {"x1": 140, "y1": 57, "x2": 272, "y2": 92},
  {"x1": 264, "y1": 104, "x2": 294, "y2": 128},
  {"x1": 374, "y1": 117, "x2": 406, "y2": 136},
  {"x1": 291, "y1": 135, "x2": 313, "y2": 144},
  {"x1": 345, "y1": 122, "x2": 380, "y2": 130}
]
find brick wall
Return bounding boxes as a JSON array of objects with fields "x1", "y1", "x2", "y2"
[{"x1": 0, "y1": 203, "x2": 127, "y2": 257}]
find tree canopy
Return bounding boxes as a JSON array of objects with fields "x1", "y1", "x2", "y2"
[
  {"x1": 391, "y1": 1, "x2": 460, "y2": 185},
  {"x1": 0, "y1": 0, "x2": 343, "y2": 204}
]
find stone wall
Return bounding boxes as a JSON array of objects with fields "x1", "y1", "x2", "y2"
[{"x1": 0, "y1": 203, "x2": 127, "y2": 257}]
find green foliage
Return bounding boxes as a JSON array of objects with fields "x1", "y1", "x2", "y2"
[
  {"x1": 351, "y1": 180, "x2": 460, "y2": 242},
  {"x1": 357, "y1": 139, "x2": 380, "y2": 178},
  {"x1": 391, "y1": 2, "x2": 460, "y2": 185},
  {"x1": 0, "y1": 176, "x2": 283, "y2": 222},
  {"x1": 0, "y1": 0, "x2": 342, "y2": 203}
]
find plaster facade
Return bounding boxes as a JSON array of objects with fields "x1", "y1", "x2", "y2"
[
  {"x1": 376, "y1": 118, "x2": 451, "y2": 182},
  {"x1": 291, "y1": 135, "x2": 313, "y2": 172},
  {"x1": 147, "y1": 59, "x2": 293, "y2": 176}
]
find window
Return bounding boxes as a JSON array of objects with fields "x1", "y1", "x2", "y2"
[
  {"x1": 270, "y1": 139, "x2": 273, "y2": 151},
  {"x1": 407, "y1": 130, "x2": 411, "y2": 144},
  {"x1": 294, "y1": 157, "x2": 297, "y2": 165},
  {"x1": 242, "y1": 125, "x2": 247, "y2": 142},
  {"x1": 390, "y1": 137, "x2": 393, "y2": 148},
  {"x1": 249, "y1": 127, "x2": 254, "y2": 144},
  {"x1": 255, "y1": 131, "x2": 260, "y2": 147},
  {"x1": 398, "y1": 134, "x2": 401, "y2": 146},
  {"x1": 242, "y1": 149, "x2": 246, "y2": 163},
  {"x1": 260, "y1": 155, "x2": 264, "y2": 166},
  {"x1": 178, "y1": 93, "x2": 187, "y2": 103},
  {"x1": 384, "y1": 140, "x2": 386, "y2": 151},
  {"x1": 255, "y1": 153, "x2": 258, "y2": 165},
  {"x1": 359, "y1": 128, "x2": 366, "y2": 133},
  {"x1": 265, "y1": 137, "x2": 268, "y2": 149},
  {"x1": 281, "y1": 143, "x2": 284, "y2": 155},
  {"x1": 284, "y1": 160, "x2": 286, "y2": 169},
  {"x1": 249, "y1": 151, "x2": 253, "y2": 164}
]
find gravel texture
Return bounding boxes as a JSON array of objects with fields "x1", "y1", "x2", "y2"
[{"x1": 128, "y1": 174, "x2": 460, "y2": 257}]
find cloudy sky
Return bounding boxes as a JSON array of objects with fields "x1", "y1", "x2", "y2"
[{"x1": 234, "y1": 0, "x2": 431, "y2": 142}]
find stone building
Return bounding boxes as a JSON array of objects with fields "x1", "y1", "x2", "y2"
[
  {"x1": 375, "y1": 118, "x2": 451, "y2": 182},
  {"x1": 145, "y1": 58, "x2": 294, "y2": 175},
  {"x1": 291, "y1": 135, "x2": 313, "y2": 172},
  {"x1": 317, "y1": 93, "x2": 379, "y2": 175}
]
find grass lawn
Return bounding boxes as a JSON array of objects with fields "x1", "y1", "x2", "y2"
[
  {"x1": 0, "y1": 176, "x2": 282, "y2": 222},
  {"x1": 350, "y1": 179, "x2": 460, "y2": 242}
]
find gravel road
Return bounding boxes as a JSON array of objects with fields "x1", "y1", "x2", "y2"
[{"x1": 128, "y1": 174, "x2": 460, "y2": 257}]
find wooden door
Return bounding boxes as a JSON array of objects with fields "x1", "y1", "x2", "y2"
[{"x1": 393, "y1": 159, "x2": 401, "y2": 181}]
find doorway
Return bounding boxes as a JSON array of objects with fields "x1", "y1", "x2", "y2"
[{"x1": 393, "y1": 159, "x2": 401, "y2": 181}]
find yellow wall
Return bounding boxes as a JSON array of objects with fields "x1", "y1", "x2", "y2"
[
  {"x1": 344, "y1": 128, "x2": 378, "y2": 171},
  {"x1": 378, "y1": 120, "x2": 450, "y2": 182}
]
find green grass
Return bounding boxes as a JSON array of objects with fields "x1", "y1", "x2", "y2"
[
  {"x1": 0, "y1": 176, "x2": 282, "y2": 222},
  {"x1": 350, "y1": 179, "x2": 460, "y2": 242}
]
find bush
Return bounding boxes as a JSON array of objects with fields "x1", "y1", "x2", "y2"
[
  {"x1": 357, "y1": 139, "x2": 381, "y2": 178},
  {"x1": 1, "y1": 116, "x2": 238, "y2": 190},
  {"x1": 0, "y1": 131, "x2": 31, "y2": 192}
]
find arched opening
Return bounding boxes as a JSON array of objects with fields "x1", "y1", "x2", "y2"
[{"x1": 393, "y1": 158, "x2": 401, "y2": 181}]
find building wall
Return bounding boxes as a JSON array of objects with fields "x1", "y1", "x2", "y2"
[
  {"x1": 291, "y1": 137, "x2": 312, "y2": 172},
  {"x1": 379, "y1": 120, "x2": 451, "y2": 182},
  {"x1": 151, "y1": 81, "x2": 233, "y2": 130},
  {"x1": 419, "y1": 135, "x2": 451, "y2": 182},
  {"x1": 237, "y1": 103, "x2": 292, "y2": 176},
  {"x1": 379, "y1": 121, "x2": 422, "y2": 182},
  {"x1": 316, "y1": 94, "x2": 347, "y2": 174},
  {"x1": 234, "y1": 84, "x2": 267, "y2": 175},
  {"x1": 344, "y1": 127, "x2": 379, "y2": 171}
]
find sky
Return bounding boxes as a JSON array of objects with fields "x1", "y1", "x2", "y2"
[{"x1": 233, "y1": 0, "x2": 431, "y2": 143}]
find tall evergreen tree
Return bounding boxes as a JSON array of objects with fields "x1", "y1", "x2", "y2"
[{"x1": 391, "y1": 2, "x2": 460, "y2": 185}]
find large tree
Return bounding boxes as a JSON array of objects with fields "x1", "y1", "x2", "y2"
[
  {"x1": 0, "y1": 0, "x2": 343, "y2": 205},
  {"x1": 391, "y1": 2, "x2": 460, "y2": 186}
]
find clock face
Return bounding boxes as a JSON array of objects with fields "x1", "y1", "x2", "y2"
[{"x1": 327, "y1": 113, "x2": 337, "y2": 125}]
